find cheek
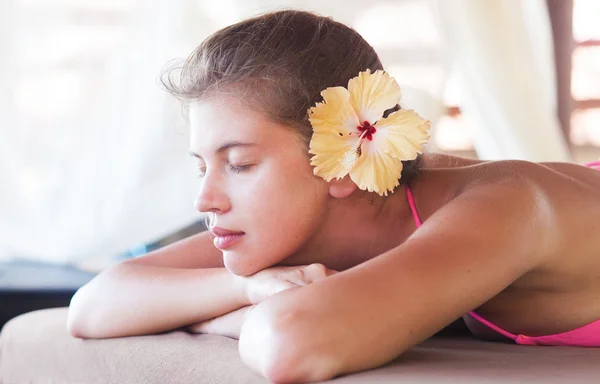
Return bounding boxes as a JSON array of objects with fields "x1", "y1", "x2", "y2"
[
  {"x1": 241, "y1": 166, "x2": 326, "y2": 259},
  {"x1": 258, "y1": 170, "x2": 326, "y2": 241},
  {"x1": 256, "y1": 158, "x2": 323, "y2": 213},
  {"x1": 241, "y1": 156, "x2": 323, "y2": 214}
]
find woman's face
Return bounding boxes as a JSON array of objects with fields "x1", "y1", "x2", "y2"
[{"x1": 189, "y1": 98, "x2": 330, "y2": 276}]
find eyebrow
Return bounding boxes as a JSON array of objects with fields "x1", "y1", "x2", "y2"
[{"x1": 189, "y1": 141, "x2": 257, "y2": 159}]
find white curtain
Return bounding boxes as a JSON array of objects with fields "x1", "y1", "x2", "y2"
[
  {"x1": 0, "y1": 1, "x2": 204, "y2": 265},
  {"x1": 436, "y1": 0, "x2": 572, "y2": 161}
]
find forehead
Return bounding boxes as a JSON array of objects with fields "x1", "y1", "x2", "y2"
[
  {"x1": 188, "y1": 99, "x2": 267, "y2": 153},
  {"x1": 188, "y1": 98, "x2": 305, "y2": 155},
  {"x1": 189, "y1": 99, "x2": 263, "y2": 138}
]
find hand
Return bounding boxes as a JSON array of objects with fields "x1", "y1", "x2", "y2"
[
  {"x1": 185, "y1": 264, "x2": 338, "y2": 339},
  {"x1": 242, "y1": 263, "x2": 338, "y2": 305},
  {"x1": 185, "y1": 305, "x2": 256, "y2": 340}
]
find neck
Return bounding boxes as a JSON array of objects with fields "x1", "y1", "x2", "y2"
[{"x1": 283, "y1": 184, "x2": 417, "y2": 271}]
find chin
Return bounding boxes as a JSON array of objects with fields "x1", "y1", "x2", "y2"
[{"x1": 223, "y1": 252, "x2": 265, "y2": 277}]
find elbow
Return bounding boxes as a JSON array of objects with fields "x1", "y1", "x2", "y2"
[
  {"x1": 238, "y1": 301, "x2": 339, "y2": 383},
  {"x1": 66, "y1": 268, "x2": 122, "y2": 339},
  {"x1": 66, "y1": 293, "x2": 87, "y2": 338},
  {"x1": 67, "y1": 289, "x2": 116, "y2": 339},
  {"x1": 66, "y1": 286, "x2": 96, "y2": 339},
  {"x1": 66, "y1": 316, "x2": 87, "y2": 339}
]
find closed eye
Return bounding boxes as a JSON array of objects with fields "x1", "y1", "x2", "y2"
[
  {"x1": 228, "y1": 164, "x2": 252, "y2": 174},
  {"x1": 196, "y1": 164, "x2": 252, "y2": 179}
]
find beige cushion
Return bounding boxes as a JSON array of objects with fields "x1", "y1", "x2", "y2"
[{"x1": 1, "y1": 308, "x2": 599, "y2": 383}]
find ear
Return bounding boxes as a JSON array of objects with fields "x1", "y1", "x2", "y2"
[{"x1": 328, "y1": 175, "x2": 358, "y2": 198}]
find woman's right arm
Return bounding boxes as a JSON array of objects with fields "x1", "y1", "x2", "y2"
[{"x1": 67, "y1": 231, "x2": 248, "y2": 339}]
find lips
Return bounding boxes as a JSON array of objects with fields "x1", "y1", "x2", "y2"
[{"x1": 211, "y1": 226, "x2": 245, "y2": 250}]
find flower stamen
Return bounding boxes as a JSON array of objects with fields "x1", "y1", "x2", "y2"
[
  {"x1": 340, "y1": 150, "x2": 359, "y2": 171},
  {"x1": 357, "y1": 121, "x2": 377, "y2": 141},
  {"x1": 339, "y1": 129, "x2": 369, "y2": 171}
]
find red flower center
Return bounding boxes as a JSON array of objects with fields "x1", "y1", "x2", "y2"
[{"x1": 357, "y1": 121, "x2": 376, "y2": 141}]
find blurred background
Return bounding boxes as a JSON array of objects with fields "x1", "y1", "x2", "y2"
[{"x1": 0, "y1": 0, "x2": 599, "y2": 325}]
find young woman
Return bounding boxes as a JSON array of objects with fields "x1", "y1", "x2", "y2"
[{"x1": 67, "y1": 10, "x2": 600, "y2": 383}]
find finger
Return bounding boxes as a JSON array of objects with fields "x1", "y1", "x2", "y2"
[
  {"x1": 271, "y1": 280, "x2": 299, "y2": 296},
  {"x1": 283, "y1": 270, "x2": 310, "y2": 287},
  {"x1": 301, "y1": 263, "x2": 333, "y2": 283}
]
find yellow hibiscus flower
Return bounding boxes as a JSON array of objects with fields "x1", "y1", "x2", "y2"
[{"x1": 308, "y1": 69, "x2": 431, "y2": 196}]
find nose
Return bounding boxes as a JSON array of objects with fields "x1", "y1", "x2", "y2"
[{"x1": 194, "y1": 172, "x2": 231, "y2": 214}]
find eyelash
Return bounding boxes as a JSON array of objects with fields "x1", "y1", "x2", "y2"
[
  {"x1": 228, "y1": 164, "x2": 251, "y2": 174},
  {"x1": 196, "y1": 164, "x2": 251, "y2": 178}
]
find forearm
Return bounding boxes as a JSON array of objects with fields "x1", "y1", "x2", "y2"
[
  {"x1": 186, "y1": 305, "x2": 255, "y2": 339},
  {"x1": 67, "y1": 263, "x2": 248, "y2": 339}
]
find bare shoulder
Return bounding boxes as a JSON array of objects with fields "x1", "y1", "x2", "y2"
[
  {"x1": 421, "y1": 152, "x2": 485, "y2": 169},
  {"x1": 447, "y1": 159, "x2": 600, "y2": 268},
  {"x1": 539, "y1": 161, "x2": 600, "y2": 190},
  {"x1": 424, "y1": 152, "x2": 600, "y2": 190},
  {"x1": 461, "y1": 159, "x2": 600, "y2": 199},
  {"x1": 411, "y1": 164, "x2": 558, "y2": 265},
  {"x1": 412, "y1": 159, "x2": 549, "y2": 226},
  {"x1": 417, "y1": 159, "x2": 570, "y2": 258}
]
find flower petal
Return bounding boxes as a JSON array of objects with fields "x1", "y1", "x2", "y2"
[
  {"x1": 349, "y1": 148, "x2": 404, "y2": 196},
  {"x1": 309, "y1": 131, "x2": 358, "y2": 181},
  {"x1": 308, "y1": 87, "x2": 360, "y2": 135},
  {"x1": 348, "y1": 69, "x2": 401, "y2": 125},
  {"x1": 372, "y1": 109, "x2": 430, "y2": 160}
]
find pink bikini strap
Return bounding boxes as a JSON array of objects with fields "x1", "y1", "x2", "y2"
[
  {"x1": 405, "y1": 186, "x2": 423, "y2": 228},
  {"x1": 584, "y1": 160, "x2": 600, "y2": 170},
  {"x1": 466, "y1": 311, "x2": 518, "y2": 341}
]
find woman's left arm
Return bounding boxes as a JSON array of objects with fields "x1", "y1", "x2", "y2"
[{"x1": 238, "y1": 177, "x2": 555, "y2": 383}]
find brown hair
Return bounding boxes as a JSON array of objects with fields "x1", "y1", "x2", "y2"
[{"x1": 161, "y1": 9, "x2": 422, "y2": 186}]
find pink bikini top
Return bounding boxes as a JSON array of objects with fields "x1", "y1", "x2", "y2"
[{"x1": 405, "y1": 160, "x2": 600, "y2": 347}]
